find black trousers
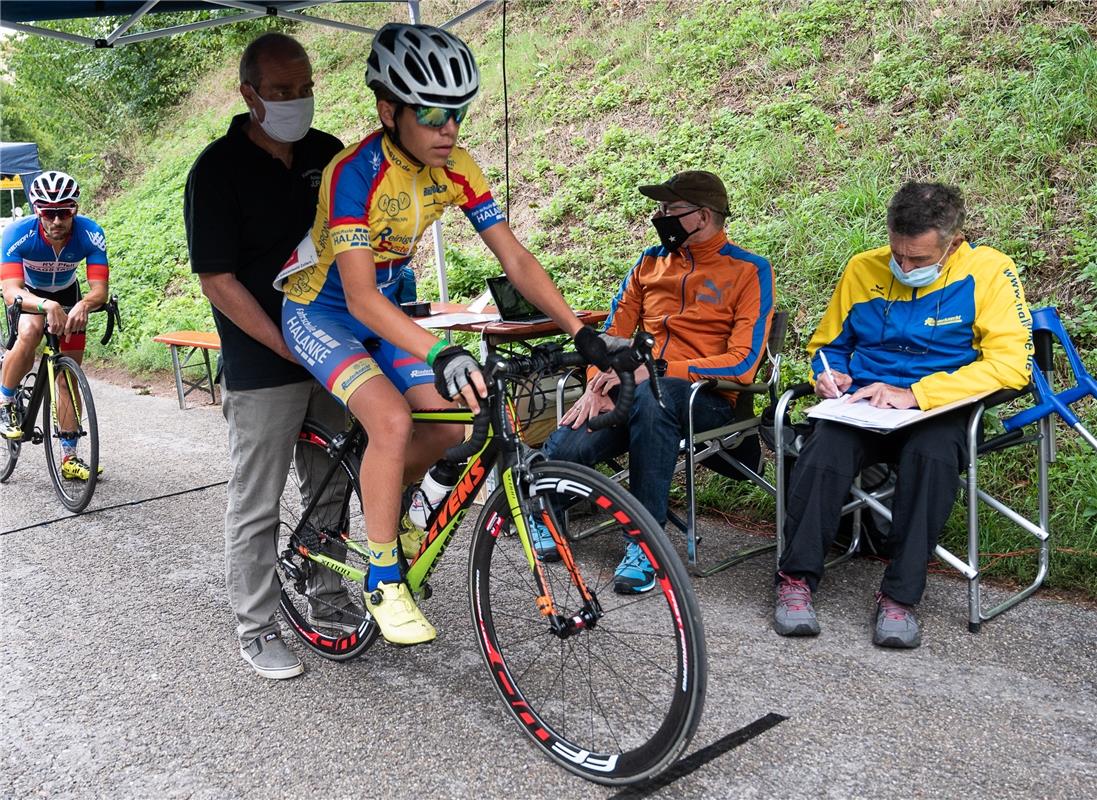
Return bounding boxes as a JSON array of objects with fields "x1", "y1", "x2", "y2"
[{"x1": 777, "y1": 410, "x2": 968, "y2": 605}]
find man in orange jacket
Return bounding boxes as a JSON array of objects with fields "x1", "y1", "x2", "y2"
[{"x1": 537, "y1": 171, "x2": 775, "y2": 593}]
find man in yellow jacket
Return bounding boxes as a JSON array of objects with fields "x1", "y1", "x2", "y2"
[
  {"x1": 775, "y1": 181, "x2": 1033, "y2": 648},
  {"x1": 538, "y1": 171, "x2": 775, "y2": 594}
]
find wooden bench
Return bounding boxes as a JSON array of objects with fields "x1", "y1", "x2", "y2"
[{"x1": 152, "y1": 330, "x2": 221, "y2": 410}]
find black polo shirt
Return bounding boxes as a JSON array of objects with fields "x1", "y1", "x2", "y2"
[{"x1": 184, "y1": 113, "x2": 343, "y2": 390}]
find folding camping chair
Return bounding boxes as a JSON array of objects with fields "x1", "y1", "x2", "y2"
[
  {"x1": 554, "y1": 311, "x2": 789, "y2": 577},
  {"x1": 770, "y1": 306, "x2": 1096, "y2": 631}
]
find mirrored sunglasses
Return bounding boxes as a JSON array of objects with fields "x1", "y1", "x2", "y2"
[
  {"x1": 38, "y1": 207, "x2": 76, "y2": 221},
  {"x1": 412, "y1": 103, "x2": 471, "y2": 128}
]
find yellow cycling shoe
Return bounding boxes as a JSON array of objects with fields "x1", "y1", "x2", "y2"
[
  {"x1": 0, "y1": 404, "x2": 22, "y2": 440},
  {"x1": 365, "y1": 581, "x2": 436, "y2": 646},
  {"x1": 61, "y1": 456, "x2": 103, "y2": 481},
  {"x1": 398, "y1": 514, "x2": 426, "y2": 561}
]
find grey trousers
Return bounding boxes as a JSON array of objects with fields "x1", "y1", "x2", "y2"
[{"x1": 222, "y1": 379, "x2": 346, "y2": 644}]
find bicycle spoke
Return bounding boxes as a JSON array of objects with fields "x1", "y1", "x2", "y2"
[
  {"x1": 470, "y1": 461, "x2": 706, "y2": 784},
  {"x1": 276, "y1": 421, "x2": 377, "y2": 661}
]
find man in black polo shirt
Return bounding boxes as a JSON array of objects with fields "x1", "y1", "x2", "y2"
[{"x1": 184, "y1": 32, "x2": 346, "y2": 680}]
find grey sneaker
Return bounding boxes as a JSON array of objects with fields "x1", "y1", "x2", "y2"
[
  {"x1": 240, "y1": 631, "x2": 304, "y2": 679},
  {"x1": 773, "y1": 571, "x2": 820, "y2": 636},
  {"x1": 873, "y1": 592, "x2": 921, "y2": 649},
  {"x1": 308, "y1": 599, "x2": 366, "y2": 634}
]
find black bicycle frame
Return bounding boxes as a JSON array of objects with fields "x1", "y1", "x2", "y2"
[{"x1": 10, "y1": 335, "x2": 77, "y2": 445}]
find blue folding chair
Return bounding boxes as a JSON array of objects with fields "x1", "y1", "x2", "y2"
[
  {"x1": 772, "y1": 305, "x2": 1095, "y2": 631},
  {"x1": 1003, "y1": 306, "x2": 1097, "y2": 451}
]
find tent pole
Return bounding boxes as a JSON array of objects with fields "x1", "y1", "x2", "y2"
[
  {"x1": 104, "y1": 0, "x2": 159, "y2": 45},
  {"x1": 404, "y1": 1, "x2": 452, "y2": 311}
]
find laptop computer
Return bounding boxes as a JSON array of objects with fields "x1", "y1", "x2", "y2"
[{"x1": 485, "y1": 274, "x2": 551, "y2": 324}]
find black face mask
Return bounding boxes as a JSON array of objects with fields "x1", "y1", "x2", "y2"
[{"x1": 651, "y1": 210, "x2": 702, "y2": 252}]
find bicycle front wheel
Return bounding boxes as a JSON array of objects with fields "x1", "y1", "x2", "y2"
[
  {"x1": 277, "y1": 419, "x2": 379, "y2": 661},
  {"x1": 0, "y1": 383, "x2": 21, "y2": 483},
  {"x1": 0, "y1": 434, "x2": 19, "y2": 483},
  {"x1": 468, "y1": 461, "x2": 707, "y2": 785},
  {"x1": 42, "y1": 357, "x2": 98, "y2": 512}
]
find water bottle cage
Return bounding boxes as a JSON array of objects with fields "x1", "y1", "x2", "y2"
[{"x1": 408, "y1": 485, "x2": 446, "y2": 530}]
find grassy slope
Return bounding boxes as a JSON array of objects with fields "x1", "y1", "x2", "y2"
[{"x1": 89, "y1": 0, "x2": 1097, "y2": 592}]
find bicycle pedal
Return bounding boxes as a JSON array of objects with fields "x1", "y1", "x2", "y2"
[
  {"x1": 277, "y1": 551, "x2": 305, "y2": 583},
  {"x1": 416, "y1": 582, "x2": 433, "y2": 601}
]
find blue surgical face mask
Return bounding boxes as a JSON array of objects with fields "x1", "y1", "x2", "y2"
[{"x1": 889, "y1": 245, "x2": 950, "y2": 288}]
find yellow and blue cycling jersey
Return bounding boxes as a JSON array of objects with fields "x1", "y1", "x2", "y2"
[
  {"x1": 808, "y1": 242, "x2": 1032, "y2": 409},
  {"x1": 279, "y1": 129, "x2": 505, "y2": 304},
  {"x1": 279, "y1": 129, "x2": 505, "y2": 405}
]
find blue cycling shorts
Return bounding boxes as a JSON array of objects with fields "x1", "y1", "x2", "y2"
[{"x1": 281, "y1": 294, "x2": 434, "y2": 408}]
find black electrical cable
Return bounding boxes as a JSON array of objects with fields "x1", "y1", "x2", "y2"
[{"x1": 0, "y1": 480, "x2": 228, "y2": 536}]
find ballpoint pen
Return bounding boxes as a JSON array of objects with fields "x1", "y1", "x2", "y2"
[{"x1": 818, "y1": 350, "x2": 842, "y2": 399}]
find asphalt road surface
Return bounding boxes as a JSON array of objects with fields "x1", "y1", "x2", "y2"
[{"x1": 2, "y1": 378, "x2": 1095, "y2": 798}]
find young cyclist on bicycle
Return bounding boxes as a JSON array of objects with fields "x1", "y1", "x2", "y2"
[
  {"x1": 0, "y1": 171, "x2": 108, "y2": 479},
  {"x1": 278, "y1": 23, "x2": 623, "y2": 646}
]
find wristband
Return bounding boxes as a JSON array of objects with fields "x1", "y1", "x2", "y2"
[
  {"x1": 37, "y1": 301, "x2": 45, "y2": 312},
  {"x1": 425, "y1": 340, "x2": 448, "y2": 366}
]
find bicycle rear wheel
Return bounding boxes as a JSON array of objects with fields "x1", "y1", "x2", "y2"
[
  {"x1": 468, "y1": 460, "x2": 707, "y2": 785},
  {"x1": 277, "y1": 419, "x2": 379, "y2": 661},
  {"x1": 42, "y1": 357, "x2": 98, "y2": 512}
]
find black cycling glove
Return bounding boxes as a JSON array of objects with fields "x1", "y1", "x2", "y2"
[
  {"x1": 432, "y1": 346, "x2": 480, "y2": 401},
  {"x1": 574, "y1": 327, "x2": 631, "y2": 371}
]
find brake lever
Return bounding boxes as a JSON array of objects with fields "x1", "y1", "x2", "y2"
[
  {"x1": 643, "y1": 350, "x2": 666, "y2": 410},
  {"x1": 629, "y1": 332, "x2": 666, "y2": 410}
]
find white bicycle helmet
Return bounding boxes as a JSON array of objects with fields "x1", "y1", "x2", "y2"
[
  {"x1": 28, "y1": 170, "x2": 80, "y2": 206},
  {"x1": 366, "y1": 23, "x2": 480, "y2": 108}
]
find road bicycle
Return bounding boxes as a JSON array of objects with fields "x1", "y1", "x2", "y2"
[
  {"x1": 0, "y1": 296, "x2": 122, "y2": 512},
  {"x1": 276, "y1": 336, "x2": 707, "y2": 785}
]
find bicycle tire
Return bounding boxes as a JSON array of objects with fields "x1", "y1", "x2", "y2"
[
  {"x1": 42, "y1": 357, "x2": 98, "y2": 512},
  {"x1": 468, "y1": 460, "x2": 707, "y2": 785},
  {"x1": 0, "y1": 377, "x2": 24, "y2": 482},
  {"x1": 0, "y1": 436, "x2": 18, "y2": 482},
  {"x1": 277, "y1": 419, "x2": 379, "y2": 661}
]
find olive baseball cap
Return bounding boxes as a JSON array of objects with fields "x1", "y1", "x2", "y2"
[{"x1": 638, "y1": 170, "x2": 729, "y2": 216}]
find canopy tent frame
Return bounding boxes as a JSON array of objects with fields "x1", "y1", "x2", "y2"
[
  {"x1": 0, "y1": 1, "x2": 504, "y2": 304},
  {"x1": 0, "y1": 1, "x2": 497, "y2": 47}
]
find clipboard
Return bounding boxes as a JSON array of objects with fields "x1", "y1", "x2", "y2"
[{"x1": 807, "y1": 390, "x2": 995, "y2": 433}]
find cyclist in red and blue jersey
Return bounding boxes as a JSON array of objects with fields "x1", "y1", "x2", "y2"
[
  {"x1": 0, "y1": 171, "x2": 109, "y2": 479},
  {"x1": 279, "y1": 23, "x2": 624, "y2": 646}
]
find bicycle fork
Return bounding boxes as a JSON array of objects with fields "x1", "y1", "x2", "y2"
[{"x1": 501, "y1": 467, "x2": 604, "y2": 639}]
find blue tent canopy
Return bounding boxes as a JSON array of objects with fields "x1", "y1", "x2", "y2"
[{"x1": 0, "y1": 142, "x2": 42, "y2": 195}]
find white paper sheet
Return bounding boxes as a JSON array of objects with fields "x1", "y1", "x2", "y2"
[{"x1": 416, "y1": 312, "x2": 501, "y2": 328}]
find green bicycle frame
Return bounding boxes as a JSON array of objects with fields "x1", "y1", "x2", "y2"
[{"x1": 299, "y1": 405, "x2": 546, "y2": 597}]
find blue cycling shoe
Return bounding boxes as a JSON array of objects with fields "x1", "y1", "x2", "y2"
[
  {"x1": 528, "y1": 516, "x2": 560, "y2": 562},
  {"x1": 614, "y1": 541, "x2": 656, "y2": 594}
]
